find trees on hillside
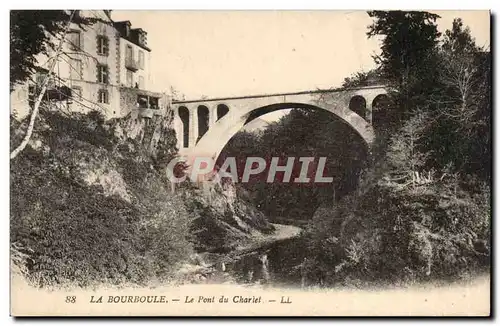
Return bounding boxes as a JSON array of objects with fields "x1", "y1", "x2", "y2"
[
  {"x1": 342, "y1": 69, "x2": 385, "y2": 88},
  {"x1": 367, "y1": 11, "x2": 442, "y2": 121},
  {"x1": 366, "y1": 12, "x2": 490, "y2": 181},
  {"x1": 429, "y1": 19, "x2": 491, "y2": 179},
  {"x1": 303, "y1": 12, "x2": 491, "y2": 285}
]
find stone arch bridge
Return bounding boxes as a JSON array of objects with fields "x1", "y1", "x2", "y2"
[{"x1": 172, "y1": 85, "x2": 389, "y2": 163}]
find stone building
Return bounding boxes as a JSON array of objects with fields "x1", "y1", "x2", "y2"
[{"x1": 11, "y1": 10, "x2": 167, "y2": 120}]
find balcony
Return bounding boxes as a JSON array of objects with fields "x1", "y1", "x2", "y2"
[
  {"x1": 119, "y1": 87, "x2": 165, "y2": 118},
  {"x1": 138, "y1": 108, "x2": 155, "y2": 119},
  {"x1": 125, "y1": 57, "x2": 139, "y2": 72}
]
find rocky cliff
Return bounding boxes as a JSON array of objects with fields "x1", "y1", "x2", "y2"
[{"x1": 10, "y1": 108, "x2": 274, "y2": 287}]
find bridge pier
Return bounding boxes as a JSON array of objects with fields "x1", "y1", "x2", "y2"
[
  {"x1": 209, "y1": 105, "x2": 217, "y2": 129},
  {"x1": 189, "y1": 107, "x2": 198, "y2": 147},
  {"x1": 366, "y1": 102, "x2": 373, "y2": 124},
  {"x1": 362, "y1": 93, "x2": 380, "y2": 125}
]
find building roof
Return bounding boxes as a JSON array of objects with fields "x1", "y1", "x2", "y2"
[
  {"x1": 114, "y1": 20, "x2": 131, "y2": 26},
  {"x1": 103, "y1": 10, "x2": 112, "y2": 21},
  {"x1": 113, "y1": 21, "x2": 152, "y2": 52}
]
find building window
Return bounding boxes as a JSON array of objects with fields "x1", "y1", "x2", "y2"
[
  {"x1": 126, "y1": 45, "x2": 133, "y2": 62},
  {"x1": 97, "y1": 64, "x2": 109, "y2": 84},
  {"x1": 35, "y1": 71, "x2": 46, "y2": 85},
  {"x1": 35, "y1": 71, "x2": 50, "y2": 86},
  {"x1": 138, "y1": 50, "x2": 144, "y2": 69},
  {"x1": 33, "y1": 71, "x2": 58, "y2": 93},
  {"x1": 70, "y1": 58, "x2": 82, "y2": 80},
  {"x1": 97, "y1": 35, "x2": 109, "y2": 56},
  {"x1": 67, "y1": 30, "x2": 82, "y2": 50},
  {"x1": 138, "y1": 76, "x2": 144, "y2": 89},
  {"x1": 126, "y1": 70, "x2": 133, "y2": 87},
  {"x1": 98, "y1": 89, "x2": 109, "y2": 104}
]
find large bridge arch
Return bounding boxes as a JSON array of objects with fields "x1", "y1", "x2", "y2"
[
  {"x1": 172, "y1": 85, "x2": 388, "y2": 163},
  {"x1": 197, "y1": 102, "x2": 373, "y2": 161}
]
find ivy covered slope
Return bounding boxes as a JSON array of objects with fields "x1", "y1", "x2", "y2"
[
  {"x1": 304, "y1": 14, "x2": 491, "y2": 286},
  {"x1": 306, "y1": 116, "x2": 491, "y2": 286},
  {"x1": 10, "y1": 108, "x2": 273, "y2": 288}
]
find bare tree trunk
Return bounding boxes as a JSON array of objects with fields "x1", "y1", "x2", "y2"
[{"x1": 10, "y1": 11, "x2": 75, "y2": 160}]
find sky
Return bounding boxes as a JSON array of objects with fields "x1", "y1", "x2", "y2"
[{"x1": 111, "y1": 10, "x2": 490, "y2": 127}]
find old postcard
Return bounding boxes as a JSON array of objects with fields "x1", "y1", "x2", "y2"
[{"x1": 9, "y1": 9, "x2": 491, "y2": 316}]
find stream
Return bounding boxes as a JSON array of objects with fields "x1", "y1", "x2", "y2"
[{"x1": 217, "y1": 223, "x2": 311, "y2": 287}]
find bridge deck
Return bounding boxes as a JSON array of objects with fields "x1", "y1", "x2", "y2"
[{"x1": 172, "y1": 84, "x2": 386, "y2": 104}]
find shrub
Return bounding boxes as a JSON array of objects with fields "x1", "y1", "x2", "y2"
[{"x1": 304, "y1": 114, "x2": 490, "y2": 286}]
